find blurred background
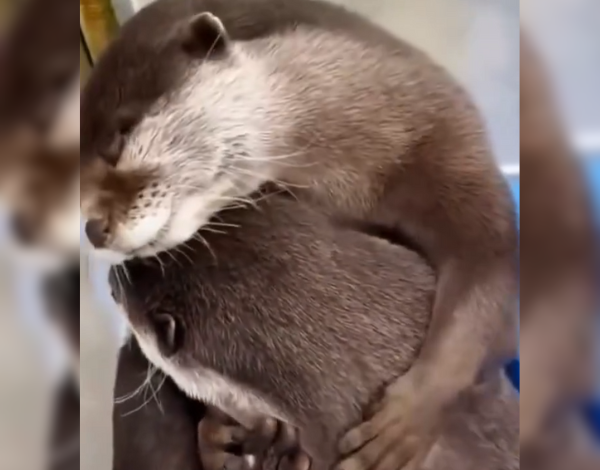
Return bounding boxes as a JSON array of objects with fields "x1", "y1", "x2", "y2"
[{"x1": 0, "y1": 0, "x2": 599, "y2": 469}]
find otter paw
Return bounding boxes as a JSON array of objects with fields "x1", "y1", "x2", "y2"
[
  {"x1": 199, "y1": 408, "x2": 298, "y2": 460},
  {"x1": 337, "y1": 377, "x2": 440, "y2": 470},
  {"x1": 199, "y1": 407, "x2": 247, "y2": 453},
  {"x1": 276, "y1": 450, "x2": 312, "y2": 470}
]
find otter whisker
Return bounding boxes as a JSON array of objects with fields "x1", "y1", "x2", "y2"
[
  {"x1": 204, "y1": 29, "x2": 224, "y2": 62},
  {"x1": 118, "y1": 364, "x2": 168, "y2": 417},
  {"x1": 121, "y1": 388, "x2": 159, "y2": 417},
  {"x1": 115, "y1": 362, "x2": 157, "y2": 405},
  {"x1": 192, "y1": 232, "x2": 218, "y2": 265},
  {"x1": 162, "y1": 248, "x2": 184, "y2": 268},
  {"x1": 240, "y1": 151, "x2": 318, "y2": 168},
  {"x1": 200, "y1": 226, "x2": 228, "y2": 235},
  {"x1": 171, "y1": 188, "x2": 258, "y2": 210},
  {"x1": 172, "y1": 244, "x2": 195, "y2": 265},
  {"x1": 152, "y1": 253, "x2": 167, "y2": 277},
  {"x1": 146, "y1": 369, "x2": 166, "y2": 414},
  {"x1": 230, "y1": 167, "x2": 309, "y2": 190},
  {"x1": 116, "y1": 263, "x2": 132, "y2": 286},
  {"x1": 203, "y1": 220, "x2": 240, "y2": 229},
  {"x1": 112, "y1": 266, "x2": 129, "y2": 311}
]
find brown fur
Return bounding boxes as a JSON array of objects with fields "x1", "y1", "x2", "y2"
[
  {"x1": 112, "y1": 337, "x2": 308, "y2": 470},
  {"x1": 5, "y1": 143, "x2": 78, "y2": 244},
  {"x1": 111, "y1": 192, "x2": 519, "y2": 470},
  {"x1": 38, "y1": 265, "x2": 80, "y2": 470},
  {"x1": 0, "y1": 0, "x2": 80, "y2": 253},
  {"x1": 519, "y1": 30, "x2": 599, "y2": 447},
  {"x1": 0, "y1": 2, "x2": 80, "y2": 468},
  {"x1": 81, "y1": 2, "x2": 518, "y2": 465},
  {"x1": 112, "y1": 337, "x2": 206, "y2": 470},
  {"x1": 81, "y1": 158, "x2": 158, "y2": 245},
  {"x1": 521, "y1": 412, "x2": 600, "y2": 470},
  {"x1": 520, "y1": 30, "x2": 598, "y2": 304},
  {"x1": 42, "y1": 265, "x2": 80, "y2": 353},
  {"x1": 48, "y1": 375, "x2": 80, "y2": 470},
  {"x1": 0, "y1": 0, "x2": 79, "y2": 133}
]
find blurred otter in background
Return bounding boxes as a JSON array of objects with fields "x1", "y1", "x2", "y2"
[
  {"x1": 0, "y1": 2, "x2": 79, "y2": 470},
  {"x1": 0, "y1": 0, "x2": 79, "y2": 136},
  {"x1": 519, "y1": 28, "x2": 600, "y2": 465}
]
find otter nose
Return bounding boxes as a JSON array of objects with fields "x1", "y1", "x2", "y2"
[
  {"x1": 85, "y1": 219, "x2": 109, "y2": 248},
  {"x1": 11, "y1": 214, "x2": 36, "y2": 245}
]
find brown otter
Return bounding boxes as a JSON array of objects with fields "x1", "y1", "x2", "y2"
[
  {"x1": 0, "y1": 0, "x2": 79, "y2": 135},
  {"x1": 0, "y1": 0, "x2": 80, "y2": 270},
  {"x1": 113, "y1": 333, "x2": 311, "y2": 470},
  {"x1": 81, "y1": 1, "x2": 518, "y2": 466},
  {"x1": 110, "y1": 191, "x2": 519, "y2": 470},
  {"x1": 0, "y1": 2, "x2": 80, "y2": 469},
  {"x1": 112, "y1": 336, "x2": 206, "y2": 470},
  {"x1": 47, "y1": 374, "x2": 79, "y2": 470},
  {"x1": 520, "y1": 30, "x2": 599, "y2": 449}
]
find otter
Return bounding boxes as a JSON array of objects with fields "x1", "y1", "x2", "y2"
[
  {"x1": 0, "y1": 3, "x2": 80, "y2": 470},
  {"x1": 81, "y1": 1, "x2": 518, "y2": 466},
  {"x1": 520, "y1": 30, "x2": 599, "y2": 449},
  {"x1": 112, "y1": 336, "x2": 206, "y2": 470},
  {"x1": 47, "y1": 375, "x2": 79, "y2": 470},
  {"x1": 0, "y1": 0, "x2": 80, "y2": 270},
  {"x1": 109, "y1": 191, "x2": 519, "y2": 470},
  {"x1": 38, "y1": 266, "x2": 80, "y2": 470},
  {"x1": 0, "y1": 0, "x2": 79, "y2": 136},
  {"x1": 0, "y1": 2, "x2": 207, "y2": 466}
]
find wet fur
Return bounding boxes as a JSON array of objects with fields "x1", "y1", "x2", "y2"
[{"x1": 111, "y1": 193, "x2": 519, "y2": 470}]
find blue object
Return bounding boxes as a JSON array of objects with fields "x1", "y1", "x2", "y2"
[
  {"x1": 504, "y1": 157, "x2": 600, "y2": 438},
  {"x1": 583, "y1": 157, "x2": 600, "y2": 437},
  {"x1": 505, "y1": 175, "x2": 520, "y2": 391}
]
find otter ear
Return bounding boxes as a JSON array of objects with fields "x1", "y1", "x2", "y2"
[
  {"x1": 181, "y1": 12, "x2": 230, "y2": 58},
  {"x1": 154, "y1": 313, "x2": 182, "y2": 357}
]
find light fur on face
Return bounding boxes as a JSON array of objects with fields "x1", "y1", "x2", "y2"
[
  {"x1": 83, "y1": 18, "x2": 438, "y2": 261},
  {"x1": 85, "y1": 44, "x2": 287, "y2": 260},
  {"x1": 132, "y1": 327, "x2": 284, "y2": 428}
]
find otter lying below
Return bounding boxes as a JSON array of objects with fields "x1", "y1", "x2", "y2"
[{"x1": 110, "y1": 192, "x2": 518, "y2": 470}]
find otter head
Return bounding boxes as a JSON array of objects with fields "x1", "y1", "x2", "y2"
[
  {"x1": 0, "y1": 78, "x2": 80, "y2": 272},
  {"x1": 109, "y1": 261, "x2": 190, "y2": 384},
  {"x1": 1, "y1": 141, "x2": 80, "y2": 271},
  {"x1": 81, "y1": 10, "x2": 285, "y2": 262},
  {"x1": 0, "y1": 0, "x2": 80, "y2": 271}
]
